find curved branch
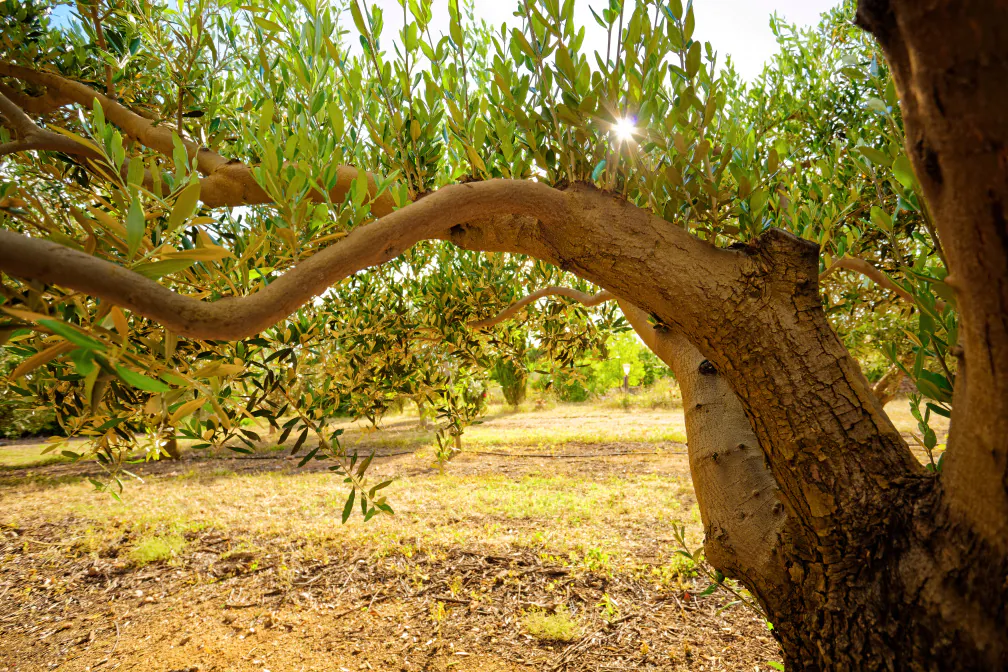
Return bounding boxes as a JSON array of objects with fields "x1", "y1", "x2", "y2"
[
  {"x1": 0, "y1": 62, "x2": 395, "y2": 215},
  {"x1": 821, "y1": 255, "x2": 946, "y2": 312},
  {"x1": 0, "y1": 62, "x2": 225, "y2": 174},
  {"x1": 468, "y1": 286, "x2": 614, "y2": 328},
  {"x1": 0, "y1": 180, "x2": 582, "y2": 339}
]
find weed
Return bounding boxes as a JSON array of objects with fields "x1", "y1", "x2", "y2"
[
  {"x1": 598, "y1": 593, "x2": 620, "y2": 622},
  {"x1": 522, "y1": 606, "x2": 580, "y2": 642},
  {"x1": 582, "y1": 546, "x2": 612, "y2": 574}
]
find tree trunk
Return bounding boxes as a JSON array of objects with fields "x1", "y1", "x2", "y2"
[
  {"x1": 162, "y1": 436, "x2": 181, "y2": 460},
  {"x1": 871, "y1": 361, "x2": 907, "y2": 407},
  {"x1": 619, "y1": 291, "x2": 1006, "y2": 669}
]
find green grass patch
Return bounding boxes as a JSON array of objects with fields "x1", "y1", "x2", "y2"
[
  {"x1": 129, "y1": 534, "x2": 185, "y2": 565},
  {"x1": 523, "y1": 606, "x2": 581, "y2": 642}
]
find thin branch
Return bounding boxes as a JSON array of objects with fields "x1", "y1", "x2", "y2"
[
  {"x1": 469, "y1": 286, "x2": 614, "y2": 329},
  {"x1": 820, "y1": 255, "x2": 946, "y2": 313},
  {"x1": 0, "y1": 63, "x2": 396, "y2": 214},
  {"x1": 81, "y1": 0, "x2": 115, "y2": 98}
]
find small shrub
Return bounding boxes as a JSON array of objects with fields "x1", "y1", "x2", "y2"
[
  {"x1": 492, "y1": 357, "x2": 528, "y2": 407},
  {"x1": 583, "y1": 546, "x2": 612, "y2": 574},
  {"x1": 522, "y1": 606, "x2": 580, "y2": 642},
  {"x1": 129, "y1": 534, "x2": 184, "y2": 566}
]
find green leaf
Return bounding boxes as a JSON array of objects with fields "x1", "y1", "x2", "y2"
[
  {"x1": 69, "y1": 347, "x2": 96, "y2": 376},
  {"x1": 767, "y1": 663, "x2": 785, "y2": 672},
  {"x1": 126, "y1": 158, "x2": 145, "y2": 188},
  {"x1": 685, "y1": 42, "x2": 701, "y2": 78},
  {"x1": 259, "y1": 99, "x2": 275, "y2": 137},
  {"x1": 92, "y1": 98, "x2": 106, "y2": 133},
  {"x1": 38, "y1": 319, "x2": 106, "y2": 351},
  {"x1": 290, "y1": 427, "x2": 309, "y2": 456},
  {"x1": 866, "y1": 97, "x2": 889, "y2": 114},
  {"x1": 870, "y1": 205, "x2": 892, "y2": 232},
  {"x1": 926, "y1": 402, "x2": 952, "y2": 419},
  {"x1": 297, "y1": 444, "x2": 320, "y2": 467},
  {"x1": 591, "y1": 159, "x2": 606, "y2": 182},
  {"x1": 349, "y1": 0, "x2": 368, "y2": 36},
  {"x1": 892, "y1": 155, "x2": 916, "y2": 189},
  {"x1": 857, "y1": 145, "x2": 891, "y2": 168},
  {"x1": 115, "y1": 364, "x2": 171, "y2": 392},
  {"x1": 169, "y1": 182, "x2": 201, "y2": 231},
  {"x1": 132, "y1": 259, "x2": 196, "y2": 280},
  {"x1": 341, "y1": 488, "x2": 356, "y2": 524},
  {"x1": 512, "y1": 28, "x2": 535, "y2": 58},
  {"x1": 126, "y1": 197, "x2": 145, "y2": 259},
  {"x1": 555, "y1": 45, "x2": 575, "y2": 79}
]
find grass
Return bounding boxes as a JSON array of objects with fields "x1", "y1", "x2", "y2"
[
  {"x1": 129, "y1": 533, "x2": 185, "y2": 565},
  {"x1": 0, "y1": 396, "x2": 943, "y2": 573},
  {"x1": 523, "y1": 606, "x2": 581, "y2": 642},
  {"x1": 601, "y1": 377, "x2": 683, "y2": 411},
  {"x1": 0, "y1": 438, "x2": 80, "y2": 469}
]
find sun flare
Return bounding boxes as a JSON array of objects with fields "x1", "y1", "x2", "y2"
[{"x1": 612, "y1": 117, "x2": 637, "y2": 141}]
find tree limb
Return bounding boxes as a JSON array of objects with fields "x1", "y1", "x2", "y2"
[
  {"x1": 80, "y1": 0, "x2": 115, "y2": 98},
  {"x1": 468, "y1": 286, "x2": 613, "y2": 329},
  {"x1": 0, "y1": 180, "x2": 578, "y2": 340},
  {"x1": 820, "y1": 255, "x2": 946, "y2": 312},
  {"x1": 0, "y1": 62, "x2": 395, "y2": 214},
  {"x1": 0, "y1": 89, "x2": 102, "y2": 159},
  {"x1": 0, "y1": 83, "x2": 72, "y2": 116},
  {"x1": 479, "y1": 283, "x2": 794, "y2": 610}
]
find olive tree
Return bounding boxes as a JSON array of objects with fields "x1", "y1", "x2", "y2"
[{"x1": 0, "y1": 0, "x2": 1004, "y2": 667}]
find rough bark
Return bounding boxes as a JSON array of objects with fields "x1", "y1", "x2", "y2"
[
  {"x1": 481, "y1": 287, "x2": 795, "y2": 609},
  {"x1": 856, "y1": 0, "x2": 1008, "y2": 555}
]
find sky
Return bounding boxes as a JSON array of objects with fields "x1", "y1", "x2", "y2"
[
  {"x1": 49, "y1": 1, "x2": 842, "y2": 81},
  {"x1": 366, "y1": 0, "x2": 843, "y2": 81}
]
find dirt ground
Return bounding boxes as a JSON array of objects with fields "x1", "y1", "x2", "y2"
[{"x1": 0, "y1": 400, "x2": 945, "y2": 672}]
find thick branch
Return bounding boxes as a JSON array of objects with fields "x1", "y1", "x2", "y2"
[
  {"x1": 0, "y1": 90, "x2": 103, "y2": 159},
  {"x1": 468, "y1": 286, "x2": 613, "y2": 328},
  {"x1": 0, "y1": 180, "x2": 575, "y2": 340},
  {"x1": 480, "y1": 285, "x2": 794, "y2": 605},
  {"x1": 0, "y1": 83, "x2": 72, "y2": 116}
]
